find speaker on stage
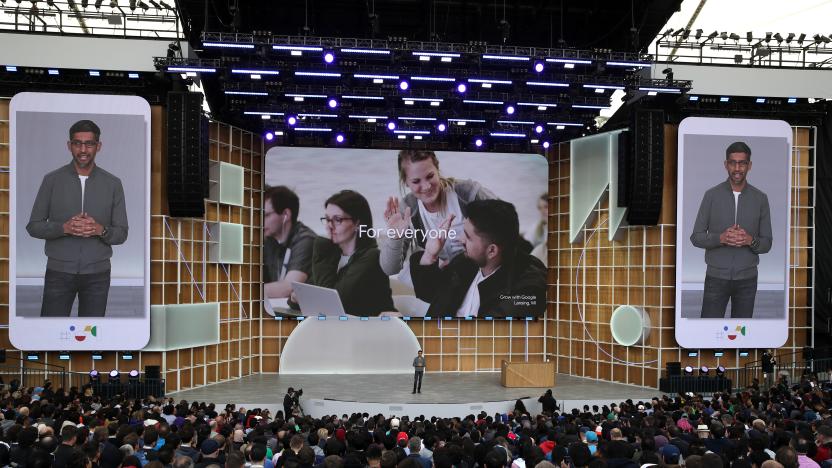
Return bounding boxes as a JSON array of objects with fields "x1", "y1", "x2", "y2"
[
  {"x1": 167, "y1": 91, "x2": 208, "y2": 218},
  {"x1": 625, "y1": 109, "x2": 664, "y2": 225},
  {"x1": 666, "y1": 361, "x2": 681, "y2": 377},
  {"x1": 145, "y1": 365, "x2": 161, "y2": 380}
]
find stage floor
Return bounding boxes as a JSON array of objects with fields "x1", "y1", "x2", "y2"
[{"x1": 170, "y1": 373, "x2": 662, "y2": 413}]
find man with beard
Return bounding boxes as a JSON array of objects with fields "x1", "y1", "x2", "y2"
[
  {"x1": 690, "y1": 141, "x2": 772, "y2": 318},
  {"x1": 409, "y1": 199, "x2": 546, "y2": 317},
  {"x1": 27, "y1": 119, "x2": 128, "y2": 317}
]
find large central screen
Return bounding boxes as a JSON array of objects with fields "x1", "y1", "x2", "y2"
[{"x1": 264, "y1": 147, "x2": 548, "y2": 319}]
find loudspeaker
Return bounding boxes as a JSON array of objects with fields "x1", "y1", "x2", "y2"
[
  {"x1": 666, "y1": 361, "x2": 681, "y2": 377},
  {"x1": 617, "y1": 130, "x2": 630, "y2": 207},
  {"x1": 625, "y1": 109, "x2": 664, "y2": 225},
  {"x1": 167, "y1": 91, "x2": 208, "y2": 218},
  {"x1": 0, "y1": 349, "x2": 5, "y2": 363},
  {"x1": 145, "y1": 365, "x2": 161, "y2": 380}
]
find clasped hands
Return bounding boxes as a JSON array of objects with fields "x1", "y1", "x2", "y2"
[
  {"x1": 719, "y1": 224, "x2": 752, "y2": 247},
  {"x1": 63, "y1": 212, "x2": 104, "y2": 237}
]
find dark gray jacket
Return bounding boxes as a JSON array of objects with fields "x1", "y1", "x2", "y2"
[
  {"x1": 413, "y1": 356, "x2": 426, "y2": 371},
  {"x1": 690, "y1": 179, "x2": 772, "y2": 280},
  {"x1": 27, "y1": 163, "x2": 128, "y2": 274}
]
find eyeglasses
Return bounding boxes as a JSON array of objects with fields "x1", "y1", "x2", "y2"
[
  {"x1": 70, "y1": 140, "x2": 99, "y2": 149},
  {"x1": 320, "y1": 216, "x2": 353, "y2": 226},
  {"x1": 726, "y1": 160, "x2": 749, "y2": 167}
]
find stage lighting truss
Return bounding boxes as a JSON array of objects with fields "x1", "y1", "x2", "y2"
[
  {"x1": 162, "y1": 34, "x2": 694, "y2": 148},
  {"x1": 654, "y1": 30, "x2": 832, "y2": 67}
]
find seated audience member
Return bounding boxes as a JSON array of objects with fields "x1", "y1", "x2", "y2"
[
  {"x1": 294, "y1": 190, "x2": 394, "y2": 316},
  {"x1": 263, "y1": 186, "x2": 316, "y2": 300},
  {"x1": 410, "y1": 199, "x2": 546, "y2": 317}
]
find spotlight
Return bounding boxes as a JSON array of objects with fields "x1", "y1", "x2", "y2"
[
  {"x1": 671, "y1": 28, "x2": 684, "y2": 37},
  {"x1": 534, "y1": 61, "x2": 544, "y2": 73},
  {"x1": 89, "y1": 370, "x2": 100, "y2": 382},
  {"x1": 683, "y1": 366, "x2": 694, "y2": 376},
  {"x1": 437, "y1": 123, "x2": 446, "y2": 132},
  {"x1": 738, "y1": 349, "x2": 750, "y2": 357},
  {"x1": 765, "y1": 32, "x2": 772, "y2": 43},
  {"x1": 265, "y1": 131, "x2": 274, "y2": 141},
  {"x1": 137, "y1": 0, "x2": 148, "y2": 11},
  {"x1": 323, "y1": 52, "x2": 335, "y2": 64},
  {"x1": 687, "y1": 350, "x2": 698, "y2": 357},
  {"x1": 535, "y1": 125, "x2": 543, "y2": 134},
  {"x1": 327, "y1": 98, "x2": 338, "y2": 108},
  {"x1": 542, "y1": 141, "x2": 550, "y2": 149},
  {"x1": 109, "y1": 370, "x2": 121, "y2": 382},
  {"x1": 746, "y1": 31, "x2": 753, "y2": 42},
  {"x1": 716, "y1": 366, "x2": 726, "y2": 377},
  {"x1": 720, "y1": 32, "x2": 728, "y2": 40},
  {"x1": 786, "y1": 33, "x2": 795, "y2": 43},
  {"x1": 681, "y1": 29, "x2": 690, "y2": 40},
  {"x1": 474, "y1": 138, "x2": 483, "y2": 148},
  {"x1": 287, "y1": 116, "x2": 297, "y2": 126},
  {"x1": 714, "y1": 349, "x2": 724, "y2": 357},
  {"x1": 729, "y1": 33, "x2": 740, "y2": 41},
  {"x1": 505, "y1": 105, "x2": 515, "y2": 115},
  {"x1": 387, "y1": 121, "x2": 396, "y2": 130},
  {"x1": 81, "y1": 0, "x2": 88, "y2": 7},
  {"x1": 128, "y1": 369, "x2": 140, "y2": 383},
  {"x1": 774, "y1": 33, "x2": 783, "y2": 43},
  {"x1": 399, "y1": 80, "x2": 409, "y2": 91},
  {"x1": 456, "y1": 83, "x2": 467, "y2": 93},
  {"x1": 58, "y1": 352, "x2": 71, "y2": 361},
  {"x1": 694, "y1": 29, "x2": 703, "y2": 39},
  {"x1": 94, "y1": 0, "x2": 102, "y2": 8},
  {"x1": 707, "y1": 31, "x2": 718, "y2": 40},
  {"x1": 798, "y1": 33, "x2": 806, "y2": 45},
  {"x1": 699, "y1": 366, "x2": 709, "y2": 376},
  {"x1": 335, "y1": 133, "x2": 345, "y2": 143}
]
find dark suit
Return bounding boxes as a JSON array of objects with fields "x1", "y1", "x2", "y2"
[{"x1": 410, "y1": 249, "x2": 546, "y2": 317}]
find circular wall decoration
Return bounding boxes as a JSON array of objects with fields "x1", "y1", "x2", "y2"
[{"x1": 610, "y1": 305, "x2": 651, "y2": 346}]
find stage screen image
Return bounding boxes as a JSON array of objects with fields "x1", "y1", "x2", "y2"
[
  {"x1": 9, "y1": 92, "x2": 151, "y2": 350},
  {"x1": 264, "y1": 147, "x2": 548, "y2": 318},
  {"x1": 675, "y1": 117, "x2": 791, "y2": 349}
]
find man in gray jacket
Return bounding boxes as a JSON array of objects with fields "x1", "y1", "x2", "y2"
[
  {"x1": 412, "y1": 350, "x2": 425, "y2": 394},
  {"x1": 690, "y1": 141, "x2": 772, "y2": 318},
  {"x1": 27, "y1": 120, "x2": 128, "y2": 317}
]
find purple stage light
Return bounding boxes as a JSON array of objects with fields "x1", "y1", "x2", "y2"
[
  {"x1": 437, "y1": 123, "x2": 447, "y2": 132},
  {"x1": 506, "y1": 105, "x2": 515, "y2": 115},
  {"x1": 335, "y1": 134, "x2": 345, "y2": 143},
  {"x1": 387, "y1": 121, "x2": 397, "y2": 130},
  {"x1": 265, "y1": 132, "x2": 274, "y2": 141},
  {"x1": 534, "y1": 61, "x2": 544, "y2": 73},
  {"x1": 457, "y1": 83, "x2": 467, "y2": 93},
  {"x1": 535, "y1": 125, "x2": 543, "y2": 134},
  {"x1": 287, "y1": 116, "x2": 297, "y2": 126},
  {"x1": 399, "y1": 80, "x2": 409, "y2": 91},
  {"x1": 323, "y1": 52, "x2": 335, "y2": 63},
  {"x1": 328, "y1": 98, "x2": 338, "y2": 108},
  {"x1": 543, "y1": 141, "x2": 550, "y2": 149},
  {"x1": 474, "y1": 138, "x2": 483, "y2": 147}
]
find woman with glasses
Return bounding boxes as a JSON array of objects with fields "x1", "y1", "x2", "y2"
[
  {"x1": 300, "y1": 190, "x2": 394, "y2": 316},
  {"x1": 380, "y1": 150, "x2": 497, "y2": 277}
]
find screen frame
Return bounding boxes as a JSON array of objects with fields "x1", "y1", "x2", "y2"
[
  {"x1": 9, "y1": 92, "x2": 151, "y2": 350},
  {"x1": 675, "y1": 117, "x2": 791, "y2": 349}
]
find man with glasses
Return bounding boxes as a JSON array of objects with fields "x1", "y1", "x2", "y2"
[
  {"x1": 27, "y1": 119, "x2": 128, "y2": 316},
  {"x1": 690, "y1": 141, "x2": 772, "y2": 318}
]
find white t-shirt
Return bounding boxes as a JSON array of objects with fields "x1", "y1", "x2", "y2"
[
  {"x1": 456, "y1": 267, "x2": 500, "y2": 317},
  {"x1": 79, "y1": 175, "x2": 89, "y2": 211},
  {"x1": 733, "y1": 191, "x2": 741, "y2": 224},
  {"x1": 337, "y1": 254, "x2": 350, "y2": 272}
]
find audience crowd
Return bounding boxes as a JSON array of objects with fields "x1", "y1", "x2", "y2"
[{"x1": 0, "y1": 372, "x2": 829, "y2": 468}]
